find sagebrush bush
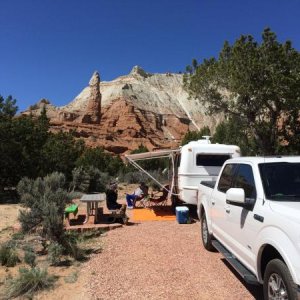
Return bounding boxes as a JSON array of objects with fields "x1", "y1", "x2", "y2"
[
  {"x1": 17, "y1": 172, "x2": 71, "y2": 242},
  {"x1": 48, "y1": 242, "x2": 63, "y2": 266},
  {"x1": 121, "y1": 169, "x2": 169, "y2": 186},
  {"x1": 121, "y1": 171, "x2": 149, "y2": 184},
  {"x1": 64, "y1": 271, "x2": 78, "y2": 284},
  {"x1": 11, "y1": 232, "x2": 25, "y2": 240},
  {"x1": 24, "y1": 249, "x2": 36, "y2": 267},
  {"x1": 62, "y1": 232, "x2": 84, "y2": 260},
  {"x1": 79, "y1": 229, "x2": 103, "y2": 241},
  {"x1": 6, "y1": 267, "x2": 56, "y2": 298},
  {"x1": 0, "y1": 243, "x2": 19, "y2": 267}
]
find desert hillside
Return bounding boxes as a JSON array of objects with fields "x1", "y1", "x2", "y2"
[{"x1": 23, "y1": 66, "x2": 222, "y2": 154}]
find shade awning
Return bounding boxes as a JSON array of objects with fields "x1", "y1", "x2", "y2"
[{"x1": 125, "y1": 149, "x2": 179, "y2": 161}]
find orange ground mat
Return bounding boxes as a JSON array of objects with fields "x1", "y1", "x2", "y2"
[{"x1": 132, "y1": 207, "x2": 176, "y2": 221}]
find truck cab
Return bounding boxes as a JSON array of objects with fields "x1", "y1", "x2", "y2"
[{"x1": 198, "y1": 156, "x2": 300, "y2": 299}]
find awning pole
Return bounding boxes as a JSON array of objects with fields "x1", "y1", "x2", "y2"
[{"x1": 126, "y1": 156, "x2": 179, "y2": 196}]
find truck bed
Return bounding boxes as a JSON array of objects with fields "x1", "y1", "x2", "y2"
[{"x1": 200, "y1": 181, "x2": 216, "y2": 189}]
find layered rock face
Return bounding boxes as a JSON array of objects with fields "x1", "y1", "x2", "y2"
[
  {"x1": 81, "y1": 71, "x2": 101, "y2": 124},
  {"x1": 23, "y1": 66, "x2": 222, "y2": 154}
]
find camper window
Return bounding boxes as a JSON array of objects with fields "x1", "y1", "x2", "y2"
[{"x1": 196, "y1": 154, "x2": 231, "y2": 167}]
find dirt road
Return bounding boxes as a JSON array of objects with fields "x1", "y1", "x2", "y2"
[{"x1": 81, "y1": 220, "x2": 263, "y2": 300}]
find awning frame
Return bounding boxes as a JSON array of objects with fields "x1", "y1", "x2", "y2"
[{"x1": 125, "y1": 149, "x2": 180, "y2": 196}]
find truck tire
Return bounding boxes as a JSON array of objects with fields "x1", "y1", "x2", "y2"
[
  {"x1": 264, "y1": 258, "x2": 298, "y2": 300},
  {"x1": 201, "y1": 213, "x2": 214, "y2": 251}
]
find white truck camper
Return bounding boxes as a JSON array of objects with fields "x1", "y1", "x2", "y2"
[
  {"x1": 125, "y1": 138, "x2": 240, "y2": 206},
  {"x1": 176, "y1": 138, "x2": 240, "y2": 205}
]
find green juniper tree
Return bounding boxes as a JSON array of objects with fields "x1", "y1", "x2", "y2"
[
  {"x1": 181, "y1": 126, "x2": 211, "y2": 146},
  {"x1": 70, "y1": 166, "x2": 110, "y2": 193},
  {"x1": 0, "y1": 95, "x2": 18, "y2": 118},
  {"x1": 211, "y1": 117, "x2": 257, "y2": 155},
  {"x1": 41, "y1": 132, "x2": 85, "y2": 180},
  {"x1": 0, "y1": 97, "x2": 52, "y2": 190},
  {"x1": 76, "y1": 146, "x2": 124, "y2": 176},
  {"x1": 0, "y1": 95, "x2": 19, "y2": 189},
  {"x1": 184, "y1": 28, "x2": 300, "y2": 155}
]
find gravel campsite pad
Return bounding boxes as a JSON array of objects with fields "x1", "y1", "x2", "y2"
[{"x1": 82, "y1": 221, "x2": 263, "y2": 300}]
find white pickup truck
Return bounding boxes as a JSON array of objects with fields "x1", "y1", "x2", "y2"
[{"x1": 198, "y1": 156, "x2": 300, "y2": 300}]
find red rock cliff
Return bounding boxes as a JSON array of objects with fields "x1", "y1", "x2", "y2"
[{"x1": 22, "y1": 67, "x2": 223, "y2": 154}]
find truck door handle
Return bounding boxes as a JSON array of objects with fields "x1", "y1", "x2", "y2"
[
  {"x1": 212, "y1": 201, "x2": 215, "y2": 205},
  {"x1": 225, "y1": 208, "x2": 230, "y2": 213}
]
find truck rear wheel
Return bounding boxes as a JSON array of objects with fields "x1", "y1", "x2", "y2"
[
  {"x1": 264, "y1": 259, "x2": 298, "y2": 300},
  {"x1": 201, "y1": 213, "x2": 214, "y2": 251}
]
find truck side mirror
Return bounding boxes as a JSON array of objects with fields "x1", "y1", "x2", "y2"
[{"x1": 226, "y1": 188, "x2": 245, "y2": 204}]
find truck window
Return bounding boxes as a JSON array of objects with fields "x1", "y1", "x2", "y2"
[
  {"x1": 218, "y1": 164, "x2": 237, "y2": 193},
  {"x1": 259, "y1": 162, "x2": 300, "y2": 201},
  {"x1": 233, "y1": 164, "x2": 256, "y2": 199},
  {"x1": 196, "y1": 154, "x2": 231, "y2": 167}
]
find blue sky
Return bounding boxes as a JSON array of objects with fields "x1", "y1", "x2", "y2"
[{"x1": 1, "y1": 0, "x2": 300, "y2": 112}]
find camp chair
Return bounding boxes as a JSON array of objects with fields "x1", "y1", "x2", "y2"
[
  {"x1": 133, "y1": 194, "x2": 149, "y2": 208},
  {"x1": 147, "y1": 185, "x2": 170, "y2": 207}
]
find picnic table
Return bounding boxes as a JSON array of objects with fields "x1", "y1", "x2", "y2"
[{"x1": 80, "y1": 193, "x2": 106, "y2": 224}]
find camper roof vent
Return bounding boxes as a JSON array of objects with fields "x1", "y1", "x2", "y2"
[{"x1": 197, "y1": 136, "x2": 211, "y2": 144}]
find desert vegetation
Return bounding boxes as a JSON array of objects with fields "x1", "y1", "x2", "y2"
[
  {"x1": 0, "y1": 170, "x2": 105, "y2": 298},
  {"x1": 0, "y1": 98, "x2": 126, "y2": 195},
  {"x1": 0, "y1": 97, "x2": 166, "y2": 297}
]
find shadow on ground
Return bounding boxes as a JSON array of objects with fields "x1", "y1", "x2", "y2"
[
  {"x1": 0, "y1": 190, "x2": 19, "y2": 204},
  {"x1": 68, "y1": 213, "x2": 134, "y2": 226},
  {"x1": 222, "y1": 259, "x2": 264, "y2": 299},
  {"x1": 187, "y1": 203, "x2": 263, "y2": 299}
]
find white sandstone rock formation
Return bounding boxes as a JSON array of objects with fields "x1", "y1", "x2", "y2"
[{"x1": 62, "y1": 66, "x2": 220, "y2": 131}]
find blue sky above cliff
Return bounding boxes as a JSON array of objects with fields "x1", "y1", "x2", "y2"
[{"x1": 1, "y1": 0, "x2": 300, "y2": 111}]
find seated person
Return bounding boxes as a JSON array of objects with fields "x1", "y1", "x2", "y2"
[
  {"x1": 106, "y1": 182, "x2": 126, "y2": 212},
  {"x1": 126, "y1": 182, "x2": 148, "y2": 208}
]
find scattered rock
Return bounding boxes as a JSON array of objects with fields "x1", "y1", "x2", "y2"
[{"x1": 130, "y1": 65, "x2": 150, "y2": 78}]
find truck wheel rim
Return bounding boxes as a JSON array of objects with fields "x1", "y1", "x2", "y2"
[
  {"x1": 268, "y1": 273, "x2": 288, "y2": 300},
  {"x1": 202, "y1": 218, "x2": 208, "y2": 243}
]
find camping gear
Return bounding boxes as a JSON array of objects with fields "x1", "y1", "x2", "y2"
[
  {"x1": 138, "y1": 185, "x2": 169, "y2": 208},
  {"x1": 175, "y1": 206, "x2": 189, "y2": 224},
  {"x1": 64, "y1": 204, "x2": 78, "y2": 219},
  {"x1": 132, "y1": 207, "x2": 176, "y2": 221}
]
